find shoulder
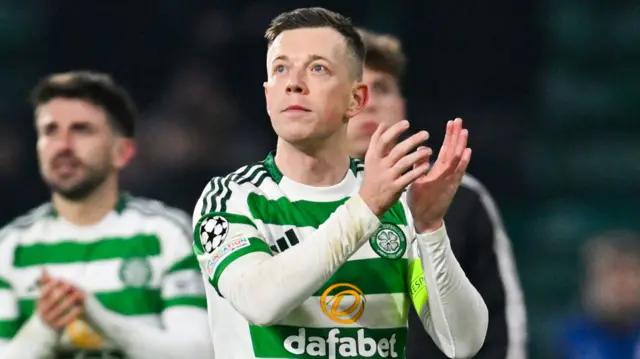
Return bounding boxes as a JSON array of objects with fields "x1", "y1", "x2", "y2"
[
  {"x1": 454, "y1": 173, "x2": 488, "y2": 203},
  {"x1": 0, "y1": 203, "x2": 52, "y2": 259},
  {"x1": 123, "y1": 197, "x2": 198, "y2": 265},
  {"x1": 0, "y1": 203, "x2": 53, "y2": 242},
  {"x1": 124, "y1": 195, "x2": 191, "y2": 237},
  {"x1": 458, "y1": 173, "x2": 504, "y2": 224},
  {"x1": 196, "y1": 161, "x2": 272, "y2": 217}
]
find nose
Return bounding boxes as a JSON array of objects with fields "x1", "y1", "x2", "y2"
[
  {"x1": 50, "y1": 131, "x2": 74, "y2": 154},
  {"x1": 286, "y1": 83, "x2": 305, "y2": 94},
  {"x1": 285, "y1": 70, "x2": 309, "y2": 95}
]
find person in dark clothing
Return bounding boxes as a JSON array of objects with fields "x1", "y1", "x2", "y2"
[
  {"x1": 557, "y1": 231, "x2": 640, "y2": 359},
  {"x1": 347, "y1": 27, "x2": 528, "y2": 359}
]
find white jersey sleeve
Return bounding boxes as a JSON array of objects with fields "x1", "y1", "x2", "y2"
[
  {"x1": 82, "y1": 201, "x2": 214, "y2": 359},
  {"x1": 192, "y1": 177, "x2": 273, "y2": 294},
  {"x1": 0, "y1": 231, "x2": 20, "y2": 345},
  {"x1": 192, "y1": 174, "x2": 381, "y2": 326},
  {"x1": 0, "y1": 226, "x2": 59, "y2": 359},
  {"x1": 402, "y1": 195, "x2": 489, "y2": 359},
  {"x1": 154, "y1": 203, "x2": 208, "y2": 311}
]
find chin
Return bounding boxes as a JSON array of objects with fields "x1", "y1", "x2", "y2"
[
  {"x1": 278, "y1": 131, "x2": 317, "y2": 146},
  {"x1": 272, "y1": 120, "x2": 317, "y2": 143}
]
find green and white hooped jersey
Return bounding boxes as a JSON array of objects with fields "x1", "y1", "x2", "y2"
[
  {"x1": 193, "y1": 152, "x2": 429, "y2": 359},
  {"x1": 0, "y1": 194, "x2": 206, "y2": 359}
]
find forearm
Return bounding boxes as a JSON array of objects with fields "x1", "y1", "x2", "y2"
[
  {"x1": 416, "y1": 224, "x2": 489, "y2": 359},
  {"x1": 0, "y1": 315, "x2": 59, "y2": 359},
  {"x1": 84, "y1": 296, "x2": 213, "y2": 359},
  {"x1": 218, "y1": 194, "x2": 380, "y2": 325}
]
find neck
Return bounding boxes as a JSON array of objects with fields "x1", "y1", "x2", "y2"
[
  {"x1": 352, "y1": 150, "x2": 365, "y2": 161},
  {"x1": 52, "y1": 176, "x2": 120, "y2": 226},
  {"x1": 275, "y1": 131, "x2": 350, "y2": 187}
]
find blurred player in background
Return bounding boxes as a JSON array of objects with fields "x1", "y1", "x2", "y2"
[
  {"x1": 193, "y1": 7, "x2": 487, "y2": 359},
  {"x1": 557, "y1": 230, "x2": 640, "y2": 359},
  {"x1": 0, "y1": 72, "x2": 214, "y2": 359},
  {"x1": 348, "y1": 28, "x2": 528, "y2": 359}
]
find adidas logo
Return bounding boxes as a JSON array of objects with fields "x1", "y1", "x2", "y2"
[{"x1": 270, "y1": 229, "x2": 300, "y2": 253}]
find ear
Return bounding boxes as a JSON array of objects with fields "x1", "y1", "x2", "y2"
[
  {"x1": 263, "y1": 82, "x2": 271, "y2": 116},
  {"x1": 345, "y1": 82, "x2": 369, "y2": 119},
  {"x1": 113, "y1": 137, "x2": 136, "y2": 170}
]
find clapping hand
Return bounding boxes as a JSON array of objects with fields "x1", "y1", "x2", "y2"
[
  {"x1": 407, "y1": 118, "x2": 472, "y2": 233},
  {"x1": 36, "y1": 271, "x2": 85, "y2": 331}
]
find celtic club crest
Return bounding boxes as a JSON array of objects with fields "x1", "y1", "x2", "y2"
[
  {"x1": 369, "y1": 223, "x2": 407, "y2": 260},
  {"x1": 119, "y1": 257, "x2": 152, "y2": 287}
]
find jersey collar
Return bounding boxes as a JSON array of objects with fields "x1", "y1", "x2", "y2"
[
  {"x1": 262, "y1": 150, "x2": 363, "y2": 184},
  {"x1": 49, "y1": 192, "x2": 129, "y2": 218}
]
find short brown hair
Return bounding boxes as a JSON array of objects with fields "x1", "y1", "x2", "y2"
[
  {"x1": 265, "y1": 7, "x2": 365, "y2": 79},
  {"x1": 30, "y1": 71, "x2": 137, "y2": 137},
  {"x1": 357, "y1": 28, "x2": 407, "y2": 82}
]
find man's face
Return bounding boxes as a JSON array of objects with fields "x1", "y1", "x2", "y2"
[
  {"x1": 347, "y1": 68, "x2": 405, "y2": 158},
  {"x1": 264, "y1": 27, "x2": 367, "y2": 147},
  {"x1": 36, "y1": 98, "x2": 129, "y2": 200},
  {"x1": 587, "y1": 253, "x2": 640, "y2": 322}
]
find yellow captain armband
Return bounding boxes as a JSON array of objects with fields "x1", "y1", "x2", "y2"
[{"x1": 407, "y1": 258, "x2": 429, "y2": 313}]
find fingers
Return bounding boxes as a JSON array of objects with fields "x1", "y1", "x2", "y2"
[
  {"x1": 40, "y1": 270, "x2": 51, "y2": 286},
  {"x1": 413, "y1": 146, "x2": 431, "y2": 168},
  {"x1": 46, "y1": 290, "x2": 81, "y2": 327},
  {"x1": 454, "y1": 148, "x2": 472, "y2": 179},
  {"x1": 38, "y1": 280, "x2": 63, "y2": 313},
  {"x1": 371, "y1": 120, "x2": 410, "y2": 158},
  {"x1": 51, "y1": 305, "x2": 83, "y2": 329},
  {"x1": 438, "y1": 118, "x2": 463, "y2": 164},
  {"x1": 38, "y1": 279, "x2": 84, "y2": 330},
  {"x1": 368, "y1": 123, "x2": 387, "y2": 152},
  {"x1": 452, "y1": 128, "x2": 468, "y2": 164},
  {"x1": 438, "y1": 120, "x2": 455, "y2": 162},
  {"x1": 386, "y1": 130, "x2": 429, "y2": 165},
  {"x1": 392, "y1": 146, "x2": 432, "y2": 176},
  {"x1": 395, "y1": 162, "x2": 432, "y2": 188}
]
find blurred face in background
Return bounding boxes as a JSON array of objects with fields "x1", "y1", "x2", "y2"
[
  {"x1": 264, "y1": 27, "x2": 367, "y2": 148},
  {"x1": 585, "y1": 250, "x2": 640, "y2": 325},
  {"x1": 36, "y1": 98, "x2": 131, "y2": 200},
  {"x1": 346, "y1": 68, "x2": 405, "y2": 159}
]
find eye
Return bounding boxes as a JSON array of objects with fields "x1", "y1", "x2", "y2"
[
  {"x1": 71, "y1": 122, "x2": 93, "y2": 134},
  {"x1": 372, "y1": 81, "x2": 391, "y2": 95},
  {"x1": 274, "y1": 64, "x2": 285, "y2": 73},
  {"x1": 42, "y1": 123, "x2": 58, "y2": 136},
  {"x1": 311, "y1": 64, "x2": 326, "y2": 72}
]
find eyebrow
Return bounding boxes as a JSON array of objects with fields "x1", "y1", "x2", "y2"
[{"x1": 272, "y1": 54, "x2": 332, "y2": 65}]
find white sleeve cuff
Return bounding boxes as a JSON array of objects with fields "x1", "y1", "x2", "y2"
[
  {"x1": 415, "y1": 222, "x2": 489, "y2": 359},
  {"x1": 84, "y1": 294, "x2": 213, "y2": 359},
  {"x1": 415, "y1": 222, "x2": 448, "y2": 243},
  {"x1": 0, "y1": 314, "x2": 59, "y2": 359}
]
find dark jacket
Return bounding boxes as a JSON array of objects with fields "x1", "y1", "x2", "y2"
[{"x1": 406, "y1": 174, "x2": 527, "y2": 359}]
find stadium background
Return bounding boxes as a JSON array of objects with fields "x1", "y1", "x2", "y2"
[{"x1": 0, "y1": 0, "x2": 638, "y2": 357}]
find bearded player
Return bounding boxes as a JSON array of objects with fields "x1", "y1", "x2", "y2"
[
  {"x1": 193, "y1": 7, "x2": 488, "y2": 359},
  {"x1": 0, "y1": 71, "x2": 213, "y2": 359}
]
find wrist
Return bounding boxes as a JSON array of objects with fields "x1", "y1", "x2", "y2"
[
  {"x1": 415, "y1": 219, "x2": 444, "y2": 234},
  {"x1": 357, "y1": 191, "x2": 385, "y2": 217},
  {"x1": 31, "y1": 312, "x2": 60, "y2": 334}
]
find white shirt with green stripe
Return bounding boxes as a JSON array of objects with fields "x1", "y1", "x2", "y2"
[
  {"x1": 193, "y1": 153, "x2": 488, "y2": 359},
  {"x1": 0, "y1": 194, "x2": 214, "y2": 359}
]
